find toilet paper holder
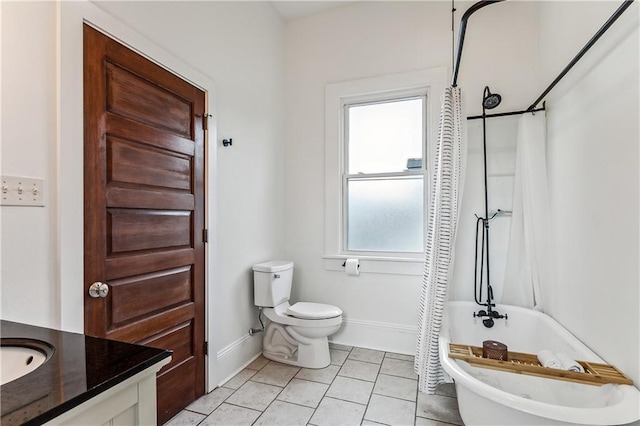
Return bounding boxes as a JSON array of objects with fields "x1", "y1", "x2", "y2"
[
  {"x1": 341, "y1": 260, "x2": 359, "y2": 268},
  {"x1": 342, "y1": 259, "x2": 360, "y2": 276}
]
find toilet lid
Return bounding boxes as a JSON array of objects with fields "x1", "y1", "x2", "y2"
[{"x1": 286, "y1": 302, "x2": 342, "y2": 319}]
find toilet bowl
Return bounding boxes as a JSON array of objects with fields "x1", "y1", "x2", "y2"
[{"x1": 253, "y1": 261, "x2": 343, "y2": 369}]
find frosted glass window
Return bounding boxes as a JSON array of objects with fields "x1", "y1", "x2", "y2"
[
  {"x1": 348, "y1": 98, "x2": 423, "y2": 174},
  {"x1": 343, "y1": 94, "x2": 426, "y2": 254},
  {"x1": 347, "y1": 177, "x2": 423, "y2": 252}
]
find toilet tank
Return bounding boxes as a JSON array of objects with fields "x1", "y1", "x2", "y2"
[{"x1": 253, "y1": 260, "x2": 294, "y2": 307}]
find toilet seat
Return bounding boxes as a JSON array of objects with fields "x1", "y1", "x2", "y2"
[
  {"x1": 264, "y1": 303, "x2": 342, "y2": 328},
  {"x1": 287, "y1": 302, "x2": 342, "y2": 319}
]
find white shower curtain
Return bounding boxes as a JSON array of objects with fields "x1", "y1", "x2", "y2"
[
  {"x1": 415, "y1": 87, "x2": 466, "y2": 394},
  {"x1": 501, "y1": 112, "x2": 549, "y2": 310}
]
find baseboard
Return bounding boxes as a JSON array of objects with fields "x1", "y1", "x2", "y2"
[
  {"x1": 330, "y1": 318, "x2": 417, "y2": 355},
  {"x1": 217, "y1": 334, "x2": 252, "y2": 359},
  {"x1": 211, "y1": 318, "x2": 416, "y2": 388},
  {"x1": 214, "y1": 333, "x2": 262, "y2": 388}
]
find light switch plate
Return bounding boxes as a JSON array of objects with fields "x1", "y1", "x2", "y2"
[{"x1": 1, "y1": 175, "x2": 45, "y2": 207}]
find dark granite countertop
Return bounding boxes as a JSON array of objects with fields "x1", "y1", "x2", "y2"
[{"x1": 1, "y1": 320, "x2": 172, "y2": 425}]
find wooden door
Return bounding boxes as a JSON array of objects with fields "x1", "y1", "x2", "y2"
[{"x1": 83, "y1": 24, "x2": 206, "y2": 424}]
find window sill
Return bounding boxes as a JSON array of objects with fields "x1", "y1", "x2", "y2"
[{"x1": 322, "y1": 255, "x2": 423, "y2": 276}]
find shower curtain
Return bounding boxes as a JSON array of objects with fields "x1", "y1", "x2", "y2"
[
  {"x1": 502, "y1": 112, "x2": 549, "y2": 310},
  {"x1": 415, "y1": 87, "x2": 466, "y2": 394}
]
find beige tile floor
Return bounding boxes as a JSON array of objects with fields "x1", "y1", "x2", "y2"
[{"x1": 165, "y1": 344, "x2": 463, "y2": 426}]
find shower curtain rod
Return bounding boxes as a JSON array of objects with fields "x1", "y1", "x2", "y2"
[
  {"x1": 467, "y1": 106, "x2": 545, "y2": 121},
  {"x1": 451, "y1": 0, "x2": 635, "y2": 110},
  {"x1": 526, "y1": 0, "x2": 635, "y2": 111},
  {"x1": 451, "y1": 0, "x2": 504, "y2": 88}
]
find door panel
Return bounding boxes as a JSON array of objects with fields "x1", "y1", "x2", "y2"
[
  {"x1": 140, "y1": 322, "x2": 194, "y2": 374},
  {"x1": 105, "y1": 61, "x2": 193, "y2": 137},
  {"x1": 157, "y1": 359, "x2": 197, "y2": 422},
  {"x1": 107, "y1": 136, "x2": 193, "y2": 190},
  {"x1": 106, "y1": 114, "x2": 196, "y2": 156},
  {"x1": 83, "y1": 24, "x2": 206, "y2": 424},
  {"x1": 106, "y1": 304, "x2": 196, "y2": 343},
  {"x1": 106, "y1": 248, "x2": 195, "y2": 279},
  {"x1": 107, "y1": 209, "x2": 192, "y2": 253},
  {"x1": 109, "y1": 267, "x2": 193, "y2": 325},
  {"x1": 107, "y1": 186, "x2": 195, "y2": 211}
]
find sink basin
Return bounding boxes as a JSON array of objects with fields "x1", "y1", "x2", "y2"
[{"x1": 0, "y1": 338, "x2": 54, "y2": 386}]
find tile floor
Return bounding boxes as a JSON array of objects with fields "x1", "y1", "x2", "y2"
[{"x1": 166, "y1": 344, "x2": 463, "y2": 426}]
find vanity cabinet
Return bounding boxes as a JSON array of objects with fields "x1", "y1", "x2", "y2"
[
  {"x1": 1, "y1": 320, "x2": 171, "y2": 426},
  {"x1": 44, "y1": 358, "x2": 168, "y2": 426}
]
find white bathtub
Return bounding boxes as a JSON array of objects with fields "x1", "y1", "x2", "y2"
[{"x1": 439, "y1": 301, "x2": 640, "y2": 425}]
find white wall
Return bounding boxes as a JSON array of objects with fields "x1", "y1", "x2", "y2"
[
  {"x1": 1, "y1": 1, "x2": 59, "y2": 327},
  {"x1": 539, "y1": 1, "x2": 640, "y2": 386},
  {"x1": 1, "y1": 0, "x2": 285, "y2": 387},
  {"x1": 284, "y1": 1, "x2": 541, "y2": 352}
]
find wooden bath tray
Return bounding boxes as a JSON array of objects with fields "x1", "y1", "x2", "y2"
[{"x1": 448, "y1": 343, "x2": 633, "y2": 386}]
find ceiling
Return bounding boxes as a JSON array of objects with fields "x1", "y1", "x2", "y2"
[{"x1": 271, "y1": 1, "x2": 356, "y2": 20}]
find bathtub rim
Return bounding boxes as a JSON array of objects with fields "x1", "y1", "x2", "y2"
[{"x1": 439, "y1": 300, "x2": 640, "y2": 425}]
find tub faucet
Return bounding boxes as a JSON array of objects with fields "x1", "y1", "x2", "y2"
[
  {"x1": 473, "y1": 300, "x2": 507, "y2": 328},
  {"x1": 472, "y1": 283, "x2": 507, "y2": 328}
]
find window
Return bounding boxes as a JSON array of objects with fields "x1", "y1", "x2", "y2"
[
  {"x1": 344, "y1": 96, "x2": 425, "y2": 253},
  {"x1": 324, "y1": 68, "x2": 446, "y2": 274}
]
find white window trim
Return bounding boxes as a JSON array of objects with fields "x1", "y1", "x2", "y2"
[{"x1": 324, "y1": 68, "x2": 447, "y2": 275}]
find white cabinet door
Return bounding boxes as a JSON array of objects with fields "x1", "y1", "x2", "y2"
[{"x1": 45, "y1": 361, "x2": 167, "y2": 426}]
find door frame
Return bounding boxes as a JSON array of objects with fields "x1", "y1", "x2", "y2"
[{"x1": 58, "y1": 1, "x2": 218, "y2": 392}]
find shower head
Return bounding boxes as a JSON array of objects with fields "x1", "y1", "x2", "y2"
[{"x1": 482, "y1": 86, "x2": 502, "y2": 110}]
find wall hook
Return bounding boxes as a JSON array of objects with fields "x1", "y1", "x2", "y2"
[{"x1": 222, "y1": 138, "x2": 233, "y2": 147}]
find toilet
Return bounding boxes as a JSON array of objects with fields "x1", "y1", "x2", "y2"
[{"x1": 253, "y1": 260, "x2": 343, "y2": 369}]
